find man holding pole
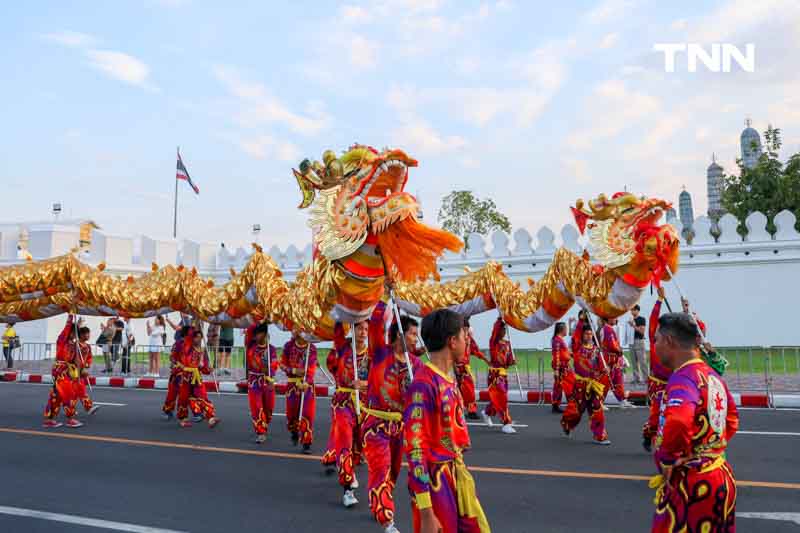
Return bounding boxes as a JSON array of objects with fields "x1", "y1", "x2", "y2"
[
  {"x1": 176, "y1": 328, "x2": 219, "y2": 428},
  {"x1": 403, "y1": 308, "x2": 490, "y2": 533},
  {"x1": 282, "y1": 330, "x2": 317, "y2": 453},
  {"x1": 246, "y1": 322, "x2": 278, "y2": 443},
  {"x1": 362, "y1": 305, "x2": 423, "y2": 533},
  {"x1": 650, "y1": 313, "x2": 738, "y2": 532},
  {"x1": 457, "y1": 318, "x2": 487, "y2": 420},
  {"x1": 330, "y1": 320, "x2": 370, "y2": 508},
  {"x1": 598, "y1": 317, "x2": 633, "y2": 408},
  {"x1": 481, "y1": 316, "x2": 517, "y2": 434}
]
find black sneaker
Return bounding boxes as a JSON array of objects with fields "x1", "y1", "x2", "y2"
[
  {"x1": 551, "y1": 404, "x2": 564, "y2": 414},
  {"x1": 302, "y1": 443, "x2": 312, "y2": 455},
  {"x1": 291, "y1": 432, "x2": 299, "y2": 446},
  {"x1": 642, "y1": 436, "x2": 652, "y2": 453},
  {"x1": 466, "y1": 412, "x2": 480, "y2": 420}
]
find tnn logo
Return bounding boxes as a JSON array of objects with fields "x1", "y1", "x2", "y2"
[{"x1": 654, "y1": 43, "x2": 755, "y2": 73}]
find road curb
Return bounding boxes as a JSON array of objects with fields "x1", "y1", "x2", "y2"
[{"x1": 2, "y1": 371, "x2": 796, "y2": 408}]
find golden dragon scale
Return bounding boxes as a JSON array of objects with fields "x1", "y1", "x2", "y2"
[{"x1": 0, "y1": 146, "x2": 679, "y2": 338}]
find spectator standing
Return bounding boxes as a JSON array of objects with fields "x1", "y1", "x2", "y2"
[
  {"x1": 120, "y1": 318, "x2": 134, "y2": 375},
  {"x1": 628, "y1": 305, "x2": 647, "y2": 384},
  {"x1": 146, "y1": 315, "x2": 166, "y2": 377},
  {"x1": 3, "y1": 323, "x2": 19, "y2": 369},
  {"x1": 218, "y1": 325, "x2": 234, "y2": 375},
  {"x1": 100, "y1": 318, "x2": 116, "y2": 373},
  {"x1": 206, "y1": 323, "x2": 220, "y2": 370}
]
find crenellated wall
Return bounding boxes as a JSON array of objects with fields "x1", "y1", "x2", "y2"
[{"x1": 1, "y1": 211, "x2": 799, "y2": 348}]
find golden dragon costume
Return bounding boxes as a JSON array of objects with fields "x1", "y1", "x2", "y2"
[{"x1": 0, "y1": 146, "x2": 679, "y2": 339}]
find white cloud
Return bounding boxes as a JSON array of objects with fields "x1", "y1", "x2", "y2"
[
  {"x1": 599, "y1": 32, "x2": 620, "y2": 49},
  {"x1": 392, "y1": 117, "x2": 467, "y2": 156},
  {"x1": 562, "y1": 157, "x2": 593, "y2": 184},
  {"x1": 584, "y1": 0, "x2": 637, "y2": 24},
  {"x1": 348, "y1": 35, "x2": 379, "y2": 69},
  {"x1": 41, "y1": 30, "x2": 96, "y2": 48},
  {"x1": 455, "y1": 56, "x2": 480, "y2": 75},
  {"x1": 695, "y1": 127, "x2": 710, "y2": 141},
  {"x1": 689, "y1": 0, "x2": 798, "y2": 43},
  {"x1": 670, "y1": 18, "x2": 688, "y2": 31},
  {"x1": 213, "y1": 66, "x2": 329, "y2": 135},
  {"x1": 86, "y1": 50, "x2": 158, "y2": 91},
  {"x1": 239, "y1": 135, "x2": 300, "y2": 162},
  {"x1": 340, "y1": 5, "x2": 373, "y2": 24}
]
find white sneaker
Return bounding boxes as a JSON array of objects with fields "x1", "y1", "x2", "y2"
[
  {"x1": 592, "y1": 438, "x2": 612, "y2": 446},
  {"x1": 384, "y1": 521, "x2": 400, "y2": 533},
  {"x1": 87, "y1": 405, "x2": 100, "y2": 416},
  {"x1": 481, "y1": 411, "x2": 493, "y2": 427},
  {"x1": 350, "y1": 474, "x2": 359, "y2": 489},
  {"x1": 343, "y1": 490, "x2": 358, "y2": 508},
  {"x1": 620, "y1": 399, "x2": 635, "y2": 408},
  {"x1": 501, "y1": 424, "x2": 517, "y2": 434},
  {"x1": 602, "y1": 405, "x2": 609, "y2": 411}
]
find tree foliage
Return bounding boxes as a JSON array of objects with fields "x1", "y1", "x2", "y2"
[
  {"x1": 722, "y1": 125, "x2": 800, "y2": 234},
  {"x1": 437, "y1": 191, "x2": 511, "y2": 247}
]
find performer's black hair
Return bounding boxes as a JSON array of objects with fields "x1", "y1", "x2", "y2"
[
  {"x1": 553, "y1": 322, "x2": 566, "y2": 338},
  {"x1": 78, "y1": 326, "x2": 90, "y2": 336},
  {"x1": 632, "y1": 304, "x2": 641, "y2": 311},
  {"x1": 389, "y1": 315, "x2": 418, "y2": 344},
  {"x1": 657, "y1": 313, "x2": 699, "y2": 350},
  {"x1": 254, "y1": 322, "x2": 269, "y2": 336},
  {"x1": 421, "y1": 309, "x2": 465, "y2": 352}
]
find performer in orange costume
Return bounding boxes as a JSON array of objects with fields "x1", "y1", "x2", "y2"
[
  {"x1": 281, "y1": 331, "x2": 317, "y2": 453},
  {"x1": 457, "y1": 318, "x2": 487, "y2": 420},
  {"x1": 362, "y1": 305, "x2": 423, "y2": 532},
  {"x1": 598, "y1": 318, "x2": 630, "y2": 406},
  {"x1": 246, "y1": 322, "x2": 278, "y2": 443},
  {"x1": 176, "y1": 328, "x2": 219, "y2": 428},
  {"x1": 651, "y1": 313, "x2": 738, "y2": 532},
  {"x1": 550, "y1": 322, "x2": 573, "y2": 414},
  {"x1": 481, "y1": 317, "x2": 516, "y2": 434},
  {"x1": 44, "y1": 315, "x2": 97, "y2": 428},
  {"x1": 561, "y1": 322, "x2": 611, "y2": 445},
  {"x1": 329, "y1": 319, "x2": 370, "y2": 508}
]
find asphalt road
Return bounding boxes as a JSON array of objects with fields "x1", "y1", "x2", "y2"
[{"x1": 1, "y1": 383, "x2": 798, "y2": 532}]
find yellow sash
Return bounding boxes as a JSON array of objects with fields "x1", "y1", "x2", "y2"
[
  {"x1": 363, "y1": 406, "x2": 402, "y2": 422},
  {"x1": 575, "y1": 374, "x2": 605, "y2": 398},
  {"x1": 455, "y1": 457, "x2": 491, "y2": 532},
  {"x1": 56, "y1": 361, "x2": 80, "y2": 380},
  {"x1": 489, "y1": 367, "x2": 507, "y2": 376},
  {"x1": 649, "y1": 455, "x2": 726, "y2": 504},
  {"x1": 648, "y1": 375, "x2": 667, "y2": 385},
  {"x1": 186, "y1": 367, "x2": 202, "y2": 385}
]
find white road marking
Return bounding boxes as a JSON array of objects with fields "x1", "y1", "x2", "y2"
[
  {"x1": 738, "y1": 431, "x2": 800, "y2": 437},
  {"x1": 738, "y1": 512, "x2": 800, "y2": 525},
  {"x1": 0, "y1": 505, "x2": 187, "y2": 532},
  {"x1": 93, "y1": 402, "x2": 127, "y2": 407},
  {"x1": 467, "y1": 423, "x2": 529, "y2": 428}
]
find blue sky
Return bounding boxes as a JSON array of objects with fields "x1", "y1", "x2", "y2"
[{"x1": 2, "y1": 0, "x2": 799, "y2": 250}]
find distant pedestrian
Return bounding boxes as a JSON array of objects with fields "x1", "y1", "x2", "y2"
[
  {"x1": 146, "y1": 315, "x2": 166, "y2": 377},
  {"x1": 2, "y1": 323, "x2": 19, "y2": 369},
  {"x1": 628, "y1": 305, "x2": 647, "y2": 384}
]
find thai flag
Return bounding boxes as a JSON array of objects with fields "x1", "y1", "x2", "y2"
[{"x1": 176, "y1": 150, "x2": 199, "y2": 194}]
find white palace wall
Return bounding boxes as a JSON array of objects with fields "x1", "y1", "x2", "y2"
[{"x1": 1, "y1": 210, "x2": 799, "y2": 349}]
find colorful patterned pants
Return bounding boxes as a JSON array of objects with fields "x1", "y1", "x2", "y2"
[
  {"x1": 321, "y1": 403, "x2": 337, "y2": 467},
  {"x1": 286, "y1": 383, "x2": 315, "y2": 444},
  {"x1": 73, "y1": 377, "x2": 93, "y2": 412},
  {"x1": 331, "y1": 394, "x2": 360, "y2": 488},
  {"x1": 409, "y1": 461, "x2": 489, "y2": 533},
  {"x1": 652, "y1": 461, "x2": 737, "y2": 532},
  {"x1": 248, "y1": 381, "x2": 275, "y2": 435},
  {"x1": 552, "y1": 366, "x2": 574, "y2": 406},
  {"x1": 456, "y1": 365, "x2": 478, "y2": 414},
  {"x1": 162, "y1": 374, "x2": 181, "y2": 414},
  {"x1": 561, "y1": 378, "x2": 607, "y2": 441},
  {"x1": 44, "y1": 376, "x2": 77, "y2": 419},
  {"x1": 484, "y1": 370, "x2": 511, "y2": 424},
  {"x1": 363, "y1": 418, "x2": 403, "y2": 527},
  {"x1": 604, "y1": 358, "x2": 626, "y2": 401},
  {"x1": 177, "y1": 380, "x2": 215, "y2": 421},
  {"x1": 643, "y1": 377, "x2": 667, "y2": 440}
]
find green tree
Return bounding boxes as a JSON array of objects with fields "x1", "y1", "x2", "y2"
[
  {"x1": 722, "y1": 125, "x2": 800, "y2": 234},
  {"x1": 437, "y1": 191, "x2": 511, "y2": 247}
]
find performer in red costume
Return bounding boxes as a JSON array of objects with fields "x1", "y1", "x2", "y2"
[
  {"x1": 362, "y1": 305, "x2": 424, "y2": 533},
  {"x1": 321, "y1": 348, "x2": 339, "y2": 473},
  {"x1": 651, "y1": 313, "x2": 738, "y2": 532},
  {"x1": 481, "y1": 317, "x2": 517, "y2": 434},
  {"x1": 281, "y1": 330, "x2": 317, "y2": 453},
  {"x1": 246, "y1": 322, "x2": 278, "y2": 443},
  {"x1": 176, "y1": 328, "x2": 219, "y2": 428},
  {"x1": 643, "y1": 288, "x2": 670, "y2": 452},
  {"x1": 457, "y1": 318, "x2": 487, "y2": 420},
  {"x1": 162, "y1": 326, "x2": 198, "y2": 421},
  {"x1": 561, "y1": 322, "x2": 611, "y2": 445},
  {"x1": 404, "y1": 309, "x2": 490, "y2": 533},
  {"x1": 550, "y1": 322, "x2": 573, "y2": 414},
  {"x1": 329, "y1": 319, "x2": 370, "y2": 508},
  {"x1": 71, "y1": 317, "x2": 98, "y2": 417},
  {"x1": 598, "y1": 317, "x2": 632, "y2": 407},
  {"x1": 44, "y1": 315, "x2": 97, "y2": 428}
]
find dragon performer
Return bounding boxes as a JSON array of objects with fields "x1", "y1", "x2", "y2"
[{"x1": 0, "y1": 148, "x2": 678, "y2": 341}]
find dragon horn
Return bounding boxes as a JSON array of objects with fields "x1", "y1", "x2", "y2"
[{"x1": 294, "y1": 169, "x2": 317, "y2": 209}]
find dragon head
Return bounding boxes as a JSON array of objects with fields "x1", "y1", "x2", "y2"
[
  {"x1": 294, "y1": 145, "x2": 462, "y2": 282},
  {"x1": 572, "y1": 192, "x2": 680, "y2": 287}
]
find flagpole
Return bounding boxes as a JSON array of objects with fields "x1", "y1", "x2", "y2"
[{"x1": 173, "y1": 146, "x2": 179, "y2": 239}]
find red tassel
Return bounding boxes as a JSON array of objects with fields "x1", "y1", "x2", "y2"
[{"x1": 571, "y1": 207, "x2": 589, "y2": 234}]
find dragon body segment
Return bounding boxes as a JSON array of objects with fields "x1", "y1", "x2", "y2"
[{"x1": 0, "y1": 147, "x2": 678, "y2": 339}]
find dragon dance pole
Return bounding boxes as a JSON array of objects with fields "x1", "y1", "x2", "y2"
[
  {"x1": 388, "y1": 289, "x2": 415, "y2": 379},
  {"x1": 577, "y1": 302, "x2": 611, "y2": 374},
  {"x1": 350, "y1": 324, "x2": 360, "y2": 417},
  {"x1": 665, "y1": 265, "x2": 707, "y2": 343},
  {"x1": 299, "y1": 341, "x2": 311, "y2": 423}
]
